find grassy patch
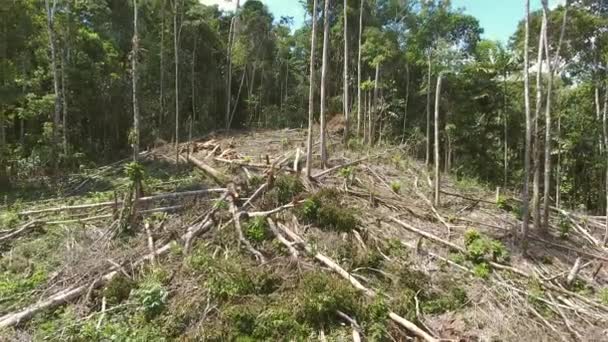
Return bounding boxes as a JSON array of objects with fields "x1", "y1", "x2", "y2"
[
  {"x1": 262, "y1": 174, "x2": 304, "y2": 209},
  {"x1": 298, "y1": 189, "x2": 359, "y2": 232}
]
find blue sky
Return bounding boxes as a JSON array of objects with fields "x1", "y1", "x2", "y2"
[{"x1": 202, "y1": 0, "x2": 566, "y2": 42}]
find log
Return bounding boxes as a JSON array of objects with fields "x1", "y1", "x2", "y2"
[
  {"x1": 186, "y1": 155, "x2": 225, "y2": 185},
  {"x1": 566, "y1": 257, "x2": 582, "y2": 287},
  {"x1": 19, "y1": 188, "x2": 225, "y2": 216},
  {"x1": 0, "y1": 221, "x2": 39, "y2": 242}
]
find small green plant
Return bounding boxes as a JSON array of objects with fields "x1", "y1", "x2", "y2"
[
  {"x1": 424, "y1": 286, "x2": 468, "y2": 314},
  {"x1": 338, "y1": 167, "x2": 355, "y2": 183},
  {"x1": 599, "y1": 287, "x2": 608, "y2": 305},
  {"x1": 464, "y1": 229, "x2": 509, "y2": 263},
  {"x1": 132, "y1": 279, "x2": 169, "y2": 319},
  {"x1": 0, "y1": 210, "x2": 19, "y2": 228},
  {"x1": 298, "y1": 189, "x2": 359, "y2": 232},
  {"x1": 124, "y1": 161, "x2": 146, "y2": 184},
  {"x1": 390, "y1": 181, "x2": 401, "y2": 194},
  {"x1": 245, "y1": 216, "x2": 270, "y2": 243},
  {"x1": 473, "y1": 263, "x2": 491, "y2": 279},
  {"x1": 213, "y1": 198, "x2": 229, "y2": 210},
  {"x1": 558, "y1": 215, "x2": 571, "y2": 239},
  {"x1": 496, "y1": 196, "x2": 513, "y2": 211},
  {"x1": 103, "y1": 275, "x2": 135, "y2": 305}
]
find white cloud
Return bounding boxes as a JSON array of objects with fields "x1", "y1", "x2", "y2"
[
  {"x1": 550, "y1": 0, "x2": 566, "y2": 9},
  {"x1": 199, "y1": 0, "x2": 237, "y2": 11}
]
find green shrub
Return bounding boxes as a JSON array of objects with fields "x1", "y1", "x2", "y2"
[
  {"x1": 464, "y1": 229, "x2": 509, "y2": 264},
  {"x1": 295, "y1": 273, "x2": 359, "y2": 327},
  {"x1": 132, "y1": 279, "x2": 169, "y2": 319},
  {"x1": 390, "y1": 181, "x2": 401, "y2": 194},
  {"x1": 0, "y1": 210, "x2": 19, "y2": 228},
  {"x1": 558, "y1": 215, "x2": 571, "y2": 239},
  {"x1": 424, "y1": 286, "x2": 468, "y2": 314},
  {"x1": 104, "y1": 275, "x2": 135, "y2": 305},
  {"x1": 245, "y1": 216, "x2": 270, "y2": 243},
  {"x1": 599, "y1": 288, "x2": 608, "y2": 305},
  {"x1": 473, "y1": 263, "x2": 491, "y2": 279},
  {"x1": 262, "y1": 174, "x2": 304, "y2": 208},
  {"x1": 298, "y1": 189, "x2": 359, "y2": 232}
]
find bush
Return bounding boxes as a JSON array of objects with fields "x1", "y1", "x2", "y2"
[
  {"x1": 298, "y1": 189, "x2": 359, "y2": 232},
  {"x1": 262, "y1": 174, "x2": 304, "y2": 209},
  {"x1": 104, "y1": 275, "x2": 135, "y2": 305},
  {"x1": 132, "y1": 279, "x2": 169, "y2": 319},
  {"x1": 245, "y1": 216, "x2": 270, "y2": 243},
  {"x1": 390, "y1": 181, "x2": 401, "y2": 194}
]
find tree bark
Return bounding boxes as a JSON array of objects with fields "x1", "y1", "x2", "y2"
[
  {"x1": 173, "y1": 0, "x2": 180, "y2": 162},
  {"x1": 522, "y1": 0, "x2": 532, "y2": 246},
  {"x1": 402, "y1": 62, "x2": 410, "y2": 144},
  {"x1": 434, "y1": 74, "x2": 443, "y2": 207},
  {"x1": 542, "y1": 0, "x2": 568, "y2": 232},
  {"x1": 225, "y1": 17, "x2": 236, "y2": 129},
  {"x1": 191, "y1": 37, "x2": 198, "y2": 122},
  {"x1": 357, "y1": 0, "x2": 364, "y2": 137},
  {"x1": 425, "y1": 52, "x2": 432, "y2": 167},
  {"x1": 370, "y1": 63, "x2": 380, "y2": 145},
  {"x1": 305, "y1": 0, "x2": 319, "y2": 177},
  {"x1": 159, "y1": 0, "x2": 165, "y2": 136},
  {"x1": 61, "y1": 46, "x2": 68, "y2": 156},
  {"x1": 44, "y1": 0, "x2": 61, "y2": 158},
  {"x1": 319, "y1": 0, "x2": 331, "y2": 168},
  {"x1": 343, "y1": 0, "x2": 350, "y2": 142},
  {"x1": 132, "y1": 0, "x2": 140, "y2": 161},
  {"x1": 604, "y1": 84, "x2": 608, "y2": 244},
  {"x1": 532, "y1": 13, "x2": 546, "y2": 234}
]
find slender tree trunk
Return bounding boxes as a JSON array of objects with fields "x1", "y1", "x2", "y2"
[
  {"x1": 305, "y1": 0, "x2": 319, "y2": 177},
  {"x1": 132, "y1": 0, "x2": 140, "y2": 161},
  {"x1": 45, "y1": 0, "x2": 61, "y2": 159},
  {"x1": 556, "y1": 112, "x2": 562, "y2": 208},
  {"x1": 343, "y1": 0, "x2": 350, "y2": 142},
  {"x1": 61, "y1": 47, "x2": 68, "y2": 156},
  {"x1": 604, "y1": 85, "x2": 608, "y2": 244},
  {"x1": 596, "y1": 87, "x2": 604, "y2": 154},
  {"x1": 225, "y1": 17, "x2": 235, "y2": 129},
  {"x1": 503, "y1": 75, "x2": 508, "y2": 188},
  {"x1": 319, "y1": 0, "x2": 331, "y2": 168},
  {"x1": 542, "y1": 0, "x2": 568, "y2": 231},
  {"x1": 191, "y1": 38, "x2": 197, "y2": 122},
  {"x1": 532, "y1": 14, "x2": 546, "y2": 234},
  {"x1": 522, "y1": 0, "x2": 532, "y2": 246},
  {"x1": 174, "y1": 0, "x2": 180, "y2": 162},
  {"x1": 160, "y1": 0, "x2": 165, "y2": 136},
  {"x1": 370, "y1": 63, "x2": 379, "y2": 145},
  {"x1": 434, "y1": 74, "x2": 443, "y2": 207},
  {"x1": 425, "y1": 52, "x2": 432, "y2": 166},
  {"x1": 402, "y1": 62, "x2": 410, "y2": 144},
  {"x1": 357, "y1": 0, "x2": 364, "y2": 137}
]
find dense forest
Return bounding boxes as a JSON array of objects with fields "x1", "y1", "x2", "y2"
[{"x1": 2, "y1": 0, "x2": 608, "y2": 340}]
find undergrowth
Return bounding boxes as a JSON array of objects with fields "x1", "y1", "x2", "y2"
[{"x1": 299, "y1": 188, "x2": 359, "y2": 232}]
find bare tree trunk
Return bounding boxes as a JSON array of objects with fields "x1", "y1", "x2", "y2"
[
  {"x1": 425, "y1": 52, "x2": 432, "y2": 167},
  {"x1": 542, "y1": 0, "x2": 568, "y2": 231},
  {"x1": 402, "y1": 62, "x2": 410, "y2": 144},
  {"x1": 596, "y1": 87, "x2": 604, "y2": 154},
  {"x1": 61, "y1": 47, "x2": 68, "y2": 156},
  {"x1": 131, "y1": 0, "x2": 140, "y2": 161},
  {"x1": 370, "y1": 63, "x2": 379, "y2": 145},
  {"x1": 305, "y1": 0, "x2": 319, "y2": 177},
  {"x1": 319, "y1": 0, "x2": 331, "y2": 168},
  {"x1": 191, "y1": 38, "x2": 197, "y2": 122},
  {"x1": 522, "y1": 0, "x2": 532, "y2": 246},
  {"x1": 604, "y1": 85, "x2": 608, "y2": 244},
  {"x1": 434, "y1": 74, "x2": 443, "y2": 207},
  {"x1": 532, "y1": 14, "x2": 546, "y2": 234},
  {"x1": 357, "y1": 0, "x2": 364, "y2": 137},
  {"x1": 159, "y1": 0, "x2": 165, "y2": 136},
  {"x1": 556, "y1": 112, "x2": 562, "y2": 208},
  {"x1": 343, "y1": 0, "x2": 350, "y2": 142},
  {"x1": 45, "y1": 0, "x2": 61, "y2": 160},
  {"x1": 173, "y1": 0, "x2": 180, "y2": 162},
  {"x1": 503, "y1": 74, "x2": 508, "y2": 188}
]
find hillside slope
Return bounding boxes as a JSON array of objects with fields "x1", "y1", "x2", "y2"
[{"x1": 1, "y1": 129, "x2": 608, "y2": 341}]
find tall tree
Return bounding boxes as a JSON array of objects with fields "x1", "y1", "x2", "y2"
[
  {"x1": 532, "y1": 12, "x2": 547, "y2": 234},
  {"x1": 173, "y1": 0, "x2": 180, "y2": 162},
  {"x1": 425, "y1": 51, "x2": 432, "y2": 166},
  {"x1": 542, "y1": 0, "x2": 569, "y2": 230},
  {"x1": 44, "y1": 0, "x2": 61, "y2": 156},
  {"x1": 320, "y1": 0, "x2": 331, "y2": 167},
  {"x1": 160, "y1": 0, "x2": 165, "y2": 137},
  {"x1": 132, "y1": 0, "x2": 140, "y2": 161},
  {"x1": 357, "y1": 0, "x2": 364, "y2": 137},
  {"x1": 434, "y1": 73, "x2": 443, "y2": 207},
  {"x1": 343, "y1": 0, "x2": 350, "y2": 141},
  {"x1": 522, "y1": 0, "x2": 532, "y2": 244},
  {"x1": 225, "y1": 0, "x2": 241, "y2": 129},
  {"x1": 306, "y1": 0, "x2": 319, "y2": 177}
]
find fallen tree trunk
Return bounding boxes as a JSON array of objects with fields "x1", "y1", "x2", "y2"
[
  {"x1": 0, "y1": 221, "x2": 39, "y2": 243},
  {"x1": 185, "y1": 155, "x2": 225, "y2": 185},
  {"x1": 19, "y1": 188, "x2": 226, "y2": 217}
]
